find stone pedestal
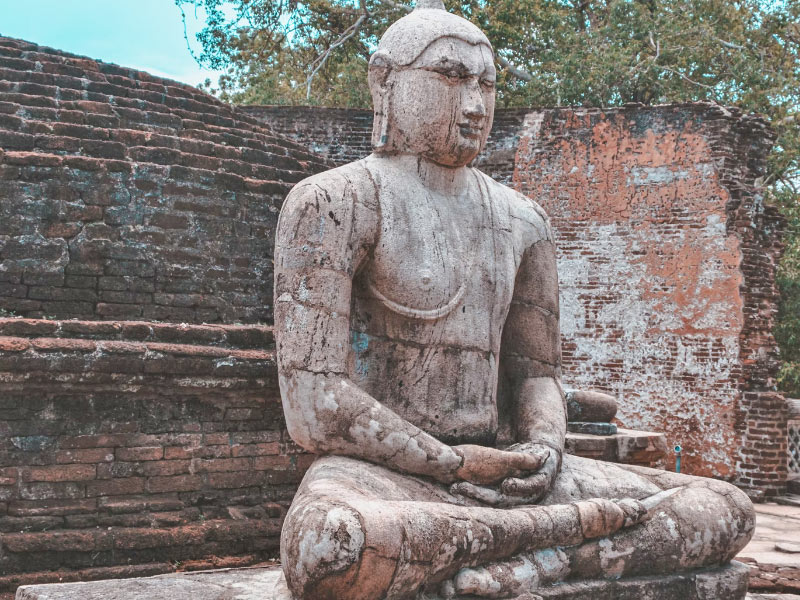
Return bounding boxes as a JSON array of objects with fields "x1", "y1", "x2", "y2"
[
  {"x1": 16, "y1": 562, "x2": 750, "y2": 600},
  {"x1": 566, "y1": 427, "x2": 668, "y2": 467}
]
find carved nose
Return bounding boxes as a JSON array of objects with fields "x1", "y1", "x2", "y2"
[
  {"x1": 463, "y1": 82, "x2": 486, "y2": 119},
  {"x1": 464, "y1": 99, "x2": 486, "y2": 119}
]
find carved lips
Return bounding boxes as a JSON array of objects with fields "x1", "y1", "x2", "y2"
[{"x1": 459, "y1": 122, "x2": 484, "y2": 139}]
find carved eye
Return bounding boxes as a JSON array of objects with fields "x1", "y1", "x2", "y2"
[{"x1": 480, "y1": 78, "x2": 495, "y2": 90}]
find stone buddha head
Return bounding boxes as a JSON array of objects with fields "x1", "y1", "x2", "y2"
[{"x1": 368, "y1": 0, "x2": 496, "y2": 167}]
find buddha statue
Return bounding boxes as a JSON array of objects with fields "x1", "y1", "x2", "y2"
[{"x1": 272, "y1": 1, "x2": 755, "y2": 598}]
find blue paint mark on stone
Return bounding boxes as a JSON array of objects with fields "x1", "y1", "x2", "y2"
[{"x1": 350, "y1": 331, "x2": 370, "y2": 376}]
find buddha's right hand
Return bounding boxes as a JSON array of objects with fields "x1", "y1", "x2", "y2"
[{"x1": 452, "y1": 444, "x2": 548, "y2": 486}]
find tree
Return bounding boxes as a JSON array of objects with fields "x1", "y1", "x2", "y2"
[
  {"x1": 776, "y1": 188, "x2": 800, "y2": 398},
  {"x1": 179, "y1": 0, "x2": 799, "y2": 394},
  {"x1": 178, "y1": 0, "x2": 797, "y2": 187}
]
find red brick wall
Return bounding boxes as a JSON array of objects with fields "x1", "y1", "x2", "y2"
[
  {"x1": 0, "y1": 37, "x2": 330, "y2": 324},
  {"x1": 513, "y1": 105, "x2": 786, "y2": 495},
  {"x1": 0, "y1": 318, "x2": 307, "y2": 589}
]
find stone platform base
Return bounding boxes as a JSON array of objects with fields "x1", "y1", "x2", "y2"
[
  {"x1": 16, "y1": 562, "x2": 750, "y2": 600},
  {"x1": 534, "y1": 561, "x2": 749, "y2": 599}
]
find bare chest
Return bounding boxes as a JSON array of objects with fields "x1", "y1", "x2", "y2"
[{"x1": 360, "y1": 181, "x2": 517, "y2": 339}]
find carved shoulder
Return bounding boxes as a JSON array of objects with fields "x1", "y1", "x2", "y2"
[
  {"x1": 508, "y1": 190, "x2": 552, "y2": 252},
  {"x1": 494, "y1": 184, "x2": 558, "y2": 315},
  {"x1": 275, "y1": 160, "x2": 380, "y2": 277},
  {"x1": 472, "y1": 170, "x2": 551, "y2": 253}
]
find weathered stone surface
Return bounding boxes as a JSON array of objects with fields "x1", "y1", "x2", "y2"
[
  {"x1": 739, "y1": 502, "x2": 800, "y2": 594},
  {"x1": 565, "y1": 428, "x2": 668, "y2": 466},
  {"x1": 565, "y1": 390, "x2": 618, "y2": 423},
  {"x1": 272, "y1": 2, "x2": 756, "y2": 599},
  {"x1": 15, "y1": 563, "x2": 751, "y2": 600},
  {"x1": 15, "y1": 567, "x2": 287, "y2": 600}
]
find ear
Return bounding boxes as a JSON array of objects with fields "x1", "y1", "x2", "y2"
[
  {"x1": 369, "y1": 51, "x2": 395, "y2": 151},
  {"x1": 368, "y1": 51, "x2": 393, "y2": 92}
]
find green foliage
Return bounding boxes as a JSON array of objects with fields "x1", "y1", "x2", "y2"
[
  {"x1": 178, "y1": 0, "x2": 798, "y2": 183},
  {"x1": 776, "y1": 187, "x2": 800, "y2": 397},
  {"x1": 179, "y1": 0, "x2": 799, "y2": 389}
]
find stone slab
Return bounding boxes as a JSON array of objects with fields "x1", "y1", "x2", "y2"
[
  {"x1": 16, "y1": 562, "x2": 750, "y2": 600},
  {"x1": 565, "y1": 427, "x2": 667, "y2": 466},
  {"x1": 740, "y1": 503, "x2": 800, "y2": 570},
  {"x1": 567, "y1": 421, "x2": 618, "y2": 435},
  {"x1": 776, "y1": 495, "x2": 800, "y2": 508},
  {"x1": 738, "y1": 502, "x2": 800, "y2": 595}
]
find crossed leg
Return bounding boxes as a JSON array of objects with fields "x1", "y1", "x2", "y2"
[
  {"x1": 451, "y1": 457, "x2": 754, "y2": 597},
  {"x1": 280, "y1": 454, "x2": 754, "y2": 600}
]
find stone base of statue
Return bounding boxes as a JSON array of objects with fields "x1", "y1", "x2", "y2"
[{"x1": 15, "y1": 562, "x2": 750, "y2": 600}]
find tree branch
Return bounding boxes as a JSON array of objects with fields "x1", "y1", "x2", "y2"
[
  {"x1": 306, "y1": 0, "x2": 370, "y2": 98},
  {"x1": 656, "y1": 64, "x2": 715, "y2": 90},
  {"x1": 715, "y1": 37, "x2": 746, "y2": 51},
  {"x1": 375, "y1": 0, "x2": 411, "y2": 12},
  {"x1": 496, "y1": 55, "x2": 534, "y2": 81}
]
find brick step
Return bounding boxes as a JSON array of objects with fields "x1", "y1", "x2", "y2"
[
  {"x1": 1, "y1": 96, "x2": 324, "y2": 167},
  {"x1": 3, "y1": 111, "x2": 312, "y2": 167},
  {"x1": 0, "y1": 519, "x2": 281, "y2": 587},
  {"x1": 0, "y1": 318, "x2": 275, "y2": 350},
  {"x1": 0, "y1": 318, "x2": 277, "y2": 383},
  {"x1": 0, "y1": 554, "x2": 275, "y2": 594},
  {"x1": 1, "y1": 124, "x2": 308, "y2": 182}
]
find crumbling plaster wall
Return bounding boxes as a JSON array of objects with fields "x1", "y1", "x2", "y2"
[
  {"x1": 514, "y1": 105, "x2": 785, "y2": 492},
  {"x1": 249, "y1": 103, "x2": 786, "y2": 494}
]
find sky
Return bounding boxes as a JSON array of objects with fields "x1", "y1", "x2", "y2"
[{"x1": 0, "y1": 0, "x2": 224, "y2": 87}]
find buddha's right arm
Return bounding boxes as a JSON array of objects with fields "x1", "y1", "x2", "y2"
[{"x1": 273, "y1": 173, "x2": 464, "y2": 483}]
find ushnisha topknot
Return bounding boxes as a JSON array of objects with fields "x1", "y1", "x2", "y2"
[
  {"x1": 414, "y1": 0, "x2": 446, "y2": 10},
  {"x1": 370, "y1": 0, "x2": 492, "y2": 68}
]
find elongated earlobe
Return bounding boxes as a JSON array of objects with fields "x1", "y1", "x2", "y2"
[
  {"x1": 368, "y1": 51, "x2": 394, "y2": 152},
  {"x1": 373, "y1": 93, "x2": 391, "y2": 151}
]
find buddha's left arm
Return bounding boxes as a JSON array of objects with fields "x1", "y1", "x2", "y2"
[
  {"x1": 452, "y1": 227, "x2": 566, "y2": 505},
  {"x1": 500, "y1": 226, "x2": 566, "y2": 466}
]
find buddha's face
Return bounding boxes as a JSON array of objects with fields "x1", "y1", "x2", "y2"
[{"x1": 373, "y1": 37, "x2": 496, "y2": 168}]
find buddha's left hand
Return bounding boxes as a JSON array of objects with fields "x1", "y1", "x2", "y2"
[{"x1": 450, "y1": 442, "x2": 560, "y2": 506}]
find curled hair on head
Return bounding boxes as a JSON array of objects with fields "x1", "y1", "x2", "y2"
[{"x1": 415, "y1": 0, "x2": 446, "y2": 10}]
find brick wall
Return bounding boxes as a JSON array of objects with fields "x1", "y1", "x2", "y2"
[
  {"x1": 513, "y1": 105, "x2": 786, "y2": 495},
  {"x1": 239, "y1": 106, "x2": 373, "y2": 166},
  {"x1": 241, "y1": 104, "x2": 530, "y2": 184},
  {"x1": 0, "y1": 318, "x2": 305, "y2": 589},
  {"x1": 251, "y1": 103, "x2": 787, "y2": 495},
  {"x1": 0, "y1": 37, "x2": 330, "y2": 324}
]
